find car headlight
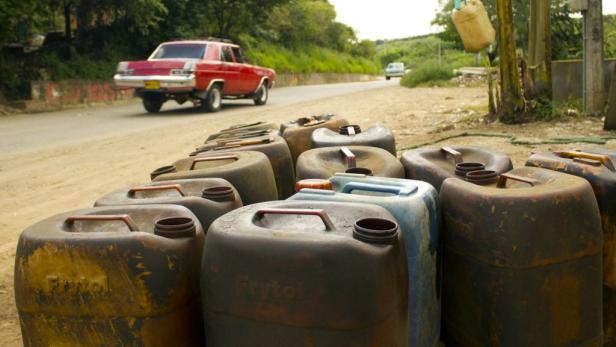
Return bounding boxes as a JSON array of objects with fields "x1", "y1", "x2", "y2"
[{"x1": 116, "y1": 62, "x2": 134, "y2": 76}]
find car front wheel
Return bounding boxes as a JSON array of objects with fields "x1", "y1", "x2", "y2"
[
  {"x1": 142, "y1": 96, "x2": 164, "y2": 113},
  {"x1": 204, "y1": 84, "x2": 222, "y2": 112},
  {"x1": 253, "y1": 83, "x2": 268, "y2": 106}
]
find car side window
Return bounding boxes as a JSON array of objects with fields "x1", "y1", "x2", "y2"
[
  {"x1": 221, "y1": 46, "x2": 235, "y2": 62},
  {"x1": 232, "y1": 47, "x2": 247, "y2": 64}
]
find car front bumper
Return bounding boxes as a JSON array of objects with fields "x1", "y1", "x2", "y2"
[
  {"x1": 385, "y1": 71, "x2": 405, "y2": 78},
  {"x1": 113, "y1": 74, "x2": 197, "y2": 90}
]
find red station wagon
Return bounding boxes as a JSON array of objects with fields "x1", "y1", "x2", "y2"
[{"x1": 114, "y1": 39, "x2": 276, "y2": 113}]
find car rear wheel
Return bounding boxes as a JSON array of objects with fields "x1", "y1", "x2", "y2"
[
  {"x1": 386, "y1": 76, "x2": 391, "y2": 80},
  {"x1": 204, "y1": 84, "x2": 222, "y2": 112},
  {"x1": 253, "y1": 83, "x2": 268, "y2": 106},
  {"x1": 142, "y1": 95, "x2": 164, "y2": 113}
]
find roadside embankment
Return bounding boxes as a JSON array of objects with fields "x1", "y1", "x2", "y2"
[{"x1": 2, "y1": 73, "x2": 379, "y2": 114}]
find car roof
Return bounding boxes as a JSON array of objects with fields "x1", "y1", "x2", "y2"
[{"x1": 159, "y1": 40, "x2": 239, "y2": 48}]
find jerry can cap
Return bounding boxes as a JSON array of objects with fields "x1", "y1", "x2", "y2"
[
  {"x1": 346, "y1": 167, "x2": 374, "y2": 176},
  {"x1": 295, "y1": 179, "x2": 333, "y2": 192},
  {"x1": 466, "y1": 170, "x2": 498, "y2": 185},
  {"x1": 339, "y1": 125, "x2": 362, "y2": 136},
  {"x1": 353, "y1": 218, "x2": 399, "y2": 245},
  {"x1": 154, "y1": 217, "x2": 196, "y2": 238},
  {"x1": 455, "y1": 162, "x2": 486, "y2": 177},
  {"x1": 202, "y1": 186, "x2": 236, "y2": 202}
]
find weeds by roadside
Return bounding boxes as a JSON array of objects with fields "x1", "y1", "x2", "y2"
[{"x1": 400, "y1": 61, "x2": 455, "y2": 87}]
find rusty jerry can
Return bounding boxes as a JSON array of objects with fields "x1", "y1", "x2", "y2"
[
  {"x1": 202, "y1": 200, "x2": 408, "y2": 347},
  {"x1": 281, "y1": 114, "x2": 349, "y2": 163},
  {"x1": 199, "y1": 129, "x2": 279, "y2": 152},
  {"x1": 95, "y1": 178, "x2": 242, "y2": 231},
  {"x1": 296, "y1": 146, "x2": 405, "y2": 180},
  {"x1": 526, "y1": 149, "x2": 616, "y2": 346},
  {"x1": 206, "y1": 122, "x2": 279, "y2": 141},
  {"x1": 312, "y1": 124, "x2": 397, "y2": 155},
  {"x1": 190, "y1": 135, "x2": 295, "y2": 199},
  {"x1": 440, "y1": 167, "x2": 603, "y2": 347},
  {"x1": 401, "y1": 146, "x2": 513, "y2": 192},
  {"x1": 15, "y1": 205, "x2": 205, "y2": 346},
  {"x1": 151, "y1": 151, "x2": 278, "y2": 205},
  {"x1": 204, "y1": 129, "x2": 278, "y2": 146},
  {"x1": 291, "y1": 173, "x2": 441, "y2": 347}
]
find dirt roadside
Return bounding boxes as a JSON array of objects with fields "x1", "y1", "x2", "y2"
[{"x1": 1, "y1": 85, "x2": 615, "y2": 345}]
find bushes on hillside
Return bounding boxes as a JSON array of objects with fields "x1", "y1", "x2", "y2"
[{"x1": 400, "y1": 61, "x2": 454, "y2": 88}]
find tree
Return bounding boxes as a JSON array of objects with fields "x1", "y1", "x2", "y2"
[
  {"x1": 205, "y1": 0, "x2": 290, "y2": 40},
  {"x1": 496, "y1": 0, "x2": 525, "y2": 122},
  {"x1": 525, "y1": 0, "x2": 552, "y2": 100},
  {"x1": 433, "y1": 0, "x2": 530, "y2": 51}
]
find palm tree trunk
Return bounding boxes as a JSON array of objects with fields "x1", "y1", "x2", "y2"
[{"x1": 497, "y1": 0, "x2": 526, "y2": 123}]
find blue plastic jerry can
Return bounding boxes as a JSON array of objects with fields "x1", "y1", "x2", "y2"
[{"x1": 289, "y1": 173, "x2": 442, "y2": 347}]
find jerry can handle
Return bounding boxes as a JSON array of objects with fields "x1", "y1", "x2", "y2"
[
  {"x1": 497, "y1": 173, "x2": 540, "y2": 188},
  {"x1": 554, "y1": 151, "x2": 615, "y2": 171},
  {"x1": 214, "y1": 145, "x2": 240, "y2": 150},
  {"x1": 341, "y1": 182, "x2": 417, "y2": 196},
  {"x1": 191, "y1": 148, "x2": 207, "y2": 155},
  {"x1": 255, "y1": 208, "x2": 335, "y2": 231},
  {"x1": 128, "y1": 184, "x2": 186, "y2": 197},
  {"x1": 340, "y1": 147, "x2": 357, "y2": 168},
  {"x1": 190, "y1": 155, "x2": 239, "y2": 170},
  {"x1": 225, "y1": 137, "x2": 273, "y2": 147},
  {"x1": 227, "y1": 121, "x2": 263, "y2": 129},
  {"x1": 441, "y1": 147, "x2": 463, "y2": 164},
  {"x1": 65, "y1": 215, "x2": 139, "y2": 231}
]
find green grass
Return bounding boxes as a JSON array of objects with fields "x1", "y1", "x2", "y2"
[
  {"x1": 0, "y1": 39, "x2": 380, "y2": 99},
  {"x1": 400, "y1": 61, "x2": 455, "y2": 88},
  {"x1": 241, "y1": 38, "x2": 379, "y2": 74},
  {"x1": 377, "y1": 34, "x2": 481, "y2": 88}
]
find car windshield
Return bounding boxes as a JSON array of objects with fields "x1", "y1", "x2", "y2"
[
  {"x1": 150, "y1": 44, "x2": 207, "y2": 60},
  {"x1": 388, "y1": 63, "x2": 403, "y2": 70}
]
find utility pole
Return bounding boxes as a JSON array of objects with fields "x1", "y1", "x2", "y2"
[
  {"x1": 606, "y1": 67, "x2": 616, "y2": 130},
  {"x1": 583, "y1": 0, "x2": 605, "y2": 115},
  {"x1": 527, "y1": 0, "x2": 552, "y2": 100},
  {"x1": 438, "y1": 40, "x2": 442, "y2": 67},
  {"x1": 496, "y1": 0, "x2": 525, "y2": 123}
]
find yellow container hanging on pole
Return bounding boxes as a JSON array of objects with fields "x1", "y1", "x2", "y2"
[{"x1": 452, "y1": 0, "x2": 496, "y2": 52}]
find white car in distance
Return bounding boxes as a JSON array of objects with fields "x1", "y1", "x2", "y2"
[{"x1": 385, "y1": 62, "x2": 405, "y2": 80}]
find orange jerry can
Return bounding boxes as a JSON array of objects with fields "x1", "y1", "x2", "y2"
[{"x1": 281, "y1": 114, "x2": 349, "y2": 163}]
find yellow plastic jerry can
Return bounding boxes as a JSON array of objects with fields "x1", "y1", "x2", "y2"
[{"x1": 452, "y1": 0, "x2": 496, "y2": 53}]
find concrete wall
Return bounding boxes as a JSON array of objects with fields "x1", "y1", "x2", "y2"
[
  {"x1": 552, "y1": 59, "x2": 616, "y2": 102},
  {"x1": 30, "y1": 80, "x2": 134, "y2": 106},
  {"x1": 21, "y1": 73, "x2": 378, "y2": 110}
]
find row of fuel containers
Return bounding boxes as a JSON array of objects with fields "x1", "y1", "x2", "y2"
[{"x1": 13, "y1": 114, "x2": 616, "y2": 346}]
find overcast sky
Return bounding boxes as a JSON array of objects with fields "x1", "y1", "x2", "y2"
[{"x1": 330, "y1": 0, "x2": 616, "y2": 40}]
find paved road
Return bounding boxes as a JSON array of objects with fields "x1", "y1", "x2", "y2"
[{"x1": 0, "y1": 79, "x2": 397, "y2": 156}]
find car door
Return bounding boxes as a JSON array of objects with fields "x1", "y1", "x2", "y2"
[
  {"x1": 220, "y1": 45, "x2": 242, "y2": 95},
  {"x1": 232, "y1": 46, "x2": 259, "y2": 94}
]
